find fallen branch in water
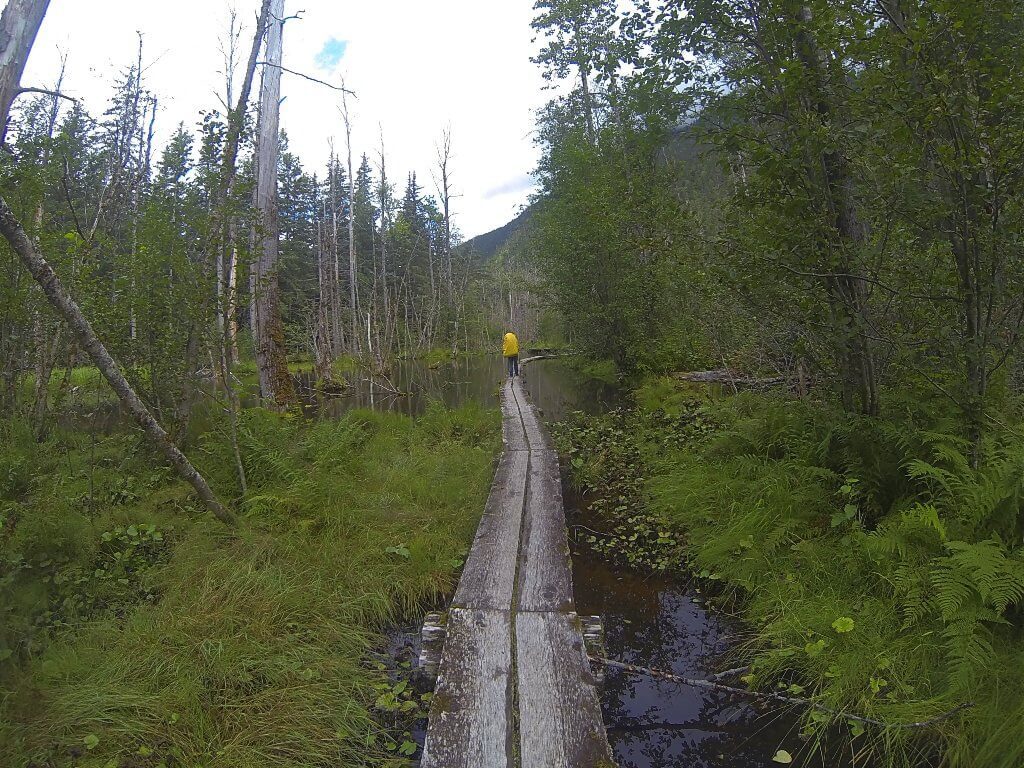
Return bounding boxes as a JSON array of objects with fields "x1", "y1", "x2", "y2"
[
  {"x1": 363, "y1": 372, "x2": 409, "y2": 396},
  {"x1": 569, "y1": 523, "x2": 618, "y2": 541},
  {"x1": 592, "y1": 657, "x2": 973, "y2": 729}
]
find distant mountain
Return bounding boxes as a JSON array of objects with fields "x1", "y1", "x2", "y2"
[{"x1": 459, "y1": 205, "x2": 534, "y2": 261}]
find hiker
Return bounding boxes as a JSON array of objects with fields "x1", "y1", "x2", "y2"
[{"x1": 503, "y1": 331, "x2": 520, "y2": 378}]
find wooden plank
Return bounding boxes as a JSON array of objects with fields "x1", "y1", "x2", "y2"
[
  {"x1": 516, "y1": 448, "x2": 574, "y2": 612},
  {"x1": 425, "y1": 372, "x2": 613, "y2": 768},
  {"x1": 453, "y1": 449, "x2": 528, "y2": 610},
  {"x1": 501, "y1": 382, "x2": 528, "y2": 452},
  {"x1": 421, "y1": 608, "x2": 515, "y2": 768},
  {"x1": 511, "y1": 379, "x2": 551, "y2": 451},
  {"x1": 516, "y1": 611, "x2": 615, "y2": 768}
]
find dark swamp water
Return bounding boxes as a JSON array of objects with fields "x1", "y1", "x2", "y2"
[
  {"x1": 570, "y1": 544, "x2": 804, "y2": 768},
  {"x1": 294, "y1": 354, "x2": 621, "y2": 421}
]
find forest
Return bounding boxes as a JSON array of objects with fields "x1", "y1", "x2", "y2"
[{"x1": 3, "y1": 0, "x2": 1024, "y2": 766}]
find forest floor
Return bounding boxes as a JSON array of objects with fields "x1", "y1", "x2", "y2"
[
  {"x1": 552, "y1": 376, "x2": 1024, "y2": 768},
  {"x1": 0, "y1": 395, "x2": 499, "y2": 768}
]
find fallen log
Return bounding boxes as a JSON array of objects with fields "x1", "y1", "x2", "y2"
[
  {"x1": 520, "y1": 353, "x2": 570, "y2": 365},
  {"x1": 672, "y1": 369, "x2": 788, "y2": 388}
]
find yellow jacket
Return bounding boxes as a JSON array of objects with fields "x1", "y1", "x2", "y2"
[{"x1": 503, "y1": 333, "x2": 519, "y2": 357}]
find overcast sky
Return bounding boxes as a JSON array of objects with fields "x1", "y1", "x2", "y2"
[{"x1": 20, "y1": 0, "x2": 548, "y2": 239}]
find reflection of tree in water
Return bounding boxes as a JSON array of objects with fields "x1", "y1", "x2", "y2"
[
  {"x1": 522, "y1": 360, "x2": 622, "y2": 421},
  {"x1": 574, "y1": 553, "x2": 808, "y2": 768},
  {"x1": 292, "y1": 356, "x2": 621, "y2": 421}
]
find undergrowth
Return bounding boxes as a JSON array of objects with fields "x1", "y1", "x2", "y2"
[
  {"x1": 555, "y1": 378, "x2": 1024, "y2": 768},
  {"x1": 0, "y1": 402, "x2": 499, "y2": 768}
]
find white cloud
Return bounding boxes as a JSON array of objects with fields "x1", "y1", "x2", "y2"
[
  {"x1": 484, "y1": 172, "x2": 536, "y2": 200},
  {"x1": 20, "y1": 0, "x2": 549, "y2": 238}
]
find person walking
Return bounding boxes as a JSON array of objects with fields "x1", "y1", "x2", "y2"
[{"x1": 503, "y1": 331, "x2": 520, "y2": 378}]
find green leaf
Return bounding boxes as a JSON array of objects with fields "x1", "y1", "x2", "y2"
[
  {"x1": 398, "y1": 740, "x2": 417, "y2": 755},
  {"x1": 772, "y1": 749, "x2": 793, "y2": 764},
  {"x1": 804, "y1": 639, "x2": 827, "y2": 657},
  {"x1": 84, "y1": 734, "x2": 100, "y2": 750},
  {"x1": 832, "y1": 616, "x2": 855, "y2": 633}
]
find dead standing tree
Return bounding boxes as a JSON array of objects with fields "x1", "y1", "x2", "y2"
[
  {"x1": 0, "y1": 0, "x2": 233, "y2": 524},
  {"x1": 340, "y1": 85, "x2": 360, "y2": 354},
  {"x1": 252, "y1": 0, "x2": 295, "y2": 407},
  {"x1": 208, "y1": 0, "x2": 274, "y2": 495}
]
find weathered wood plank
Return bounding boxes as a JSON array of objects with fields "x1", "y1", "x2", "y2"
[
  {"x1": 516, "y1": 611, "x2": 615, "y2": 768},
  {"x1": 424, "y1": 370, "x2": 612, "y2": 768},
  {"x1": 501, "y1": 381, "x2": 528, "y2": 451},
  {"x1": 516, "y1": 448, "x2": 573, "y2": 612},
  {"x1": 453, "y1": 449, "x2": 528, "y2": 610},
  {"x1": 511, "y1": 379, "x2": 551, "y2": 451},
  {"x1": 421, "y1": 608, "x2": 515, "y2": 768}
]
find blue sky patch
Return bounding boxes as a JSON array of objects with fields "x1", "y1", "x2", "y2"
[{"x1": 315, "y1": 38, "x2": 348, "y2": 70}]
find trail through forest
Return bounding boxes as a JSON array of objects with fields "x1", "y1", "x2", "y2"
[{"x1": 4, "y1": 0, "x2": 1024, "y2": 766}]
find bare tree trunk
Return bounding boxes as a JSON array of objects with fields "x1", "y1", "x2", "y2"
[
  {"x1": 376, "y1": 136, "x2": 391, "y2": 363},
  {"x1": 329, "y1": 151, "x2": 343, "y2": 357},
  {"x1": 571, "y1": 23, "x2": 595, "y2": 143},
  {"x1": 252, "y1": 0, "x2": 294, "y2": 406},
  {"x1": 29, "y1": 59, "x2": 66, "y2": 438},
  {"x1": 0, "y1": 0, "x2": 50, "y2": 140},
  {"x1": 341, "y1": 89, "x2": 360, "y2": 354},
  {"x1": 435, "y1": 129, "x2": 456, "y2": 353},
  {"x1": 313, "y1": 197, "x2": 333, "y2": 381},
  {"x1": 792, "y1": 3, "x2": 878, "y2": 416}
]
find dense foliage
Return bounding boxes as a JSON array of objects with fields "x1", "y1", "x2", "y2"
[
  {"x1": 530, "y1": 0, "x2": 1024, "y2": 438},
  {"x1": 532, "y1": 0, "x2": 1024, "y2": 765}
]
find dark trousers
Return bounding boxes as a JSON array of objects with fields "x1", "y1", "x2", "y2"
[{"x1": 506, "y1": 354, "x2": 519, "y2": 377}]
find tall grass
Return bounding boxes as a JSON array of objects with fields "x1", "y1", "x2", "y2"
[{"x1": 0, "y1": 402, "x2": 499, "y2": 767}]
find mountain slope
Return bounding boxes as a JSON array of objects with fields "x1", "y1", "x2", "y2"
[{"x1": 460, "y1": 205, "x2": 534, "y2": 261}]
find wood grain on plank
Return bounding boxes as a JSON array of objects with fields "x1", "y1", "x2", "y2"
[
  {"x1": 454, "y1": 449, "x2": 529, "y2": 610},
  {"x1": 516, "y1": 611, "x2": 615, "y2": 768},
  {"x1": 516, "y1": 448, "x2": 574, "y2": 612},
  {"x1": 501, "y1": 381, "x2": 528, "y2": 451},
  {"x1": 421, "y1": 608, "x2": 515, "y2": 768},
  {"x1": 512, "y1": 380, "x2": 551, "y2": 451}
]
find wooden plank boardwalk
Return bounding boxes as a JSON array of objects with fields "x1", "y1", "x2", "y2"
[{"x1": 420, "y1": 378, "x2": 614, "y2": 768}]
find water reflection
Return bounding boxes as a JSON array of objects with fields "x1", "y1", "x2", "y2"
[
  {"x1": 520, "y1": 359, "x2": 622, "y2": 421},
  {"x1": 572, "y1": 548, "x2": 807, "y2": 768},
  {"x1": 294, "y1": 356, "x2": 621, "y2": 420}
]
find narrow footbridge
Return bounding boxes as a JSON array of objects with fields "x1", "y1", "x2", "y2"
[{"x1": 420, "y1": 378, "x2": 614, "y2": 768}]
